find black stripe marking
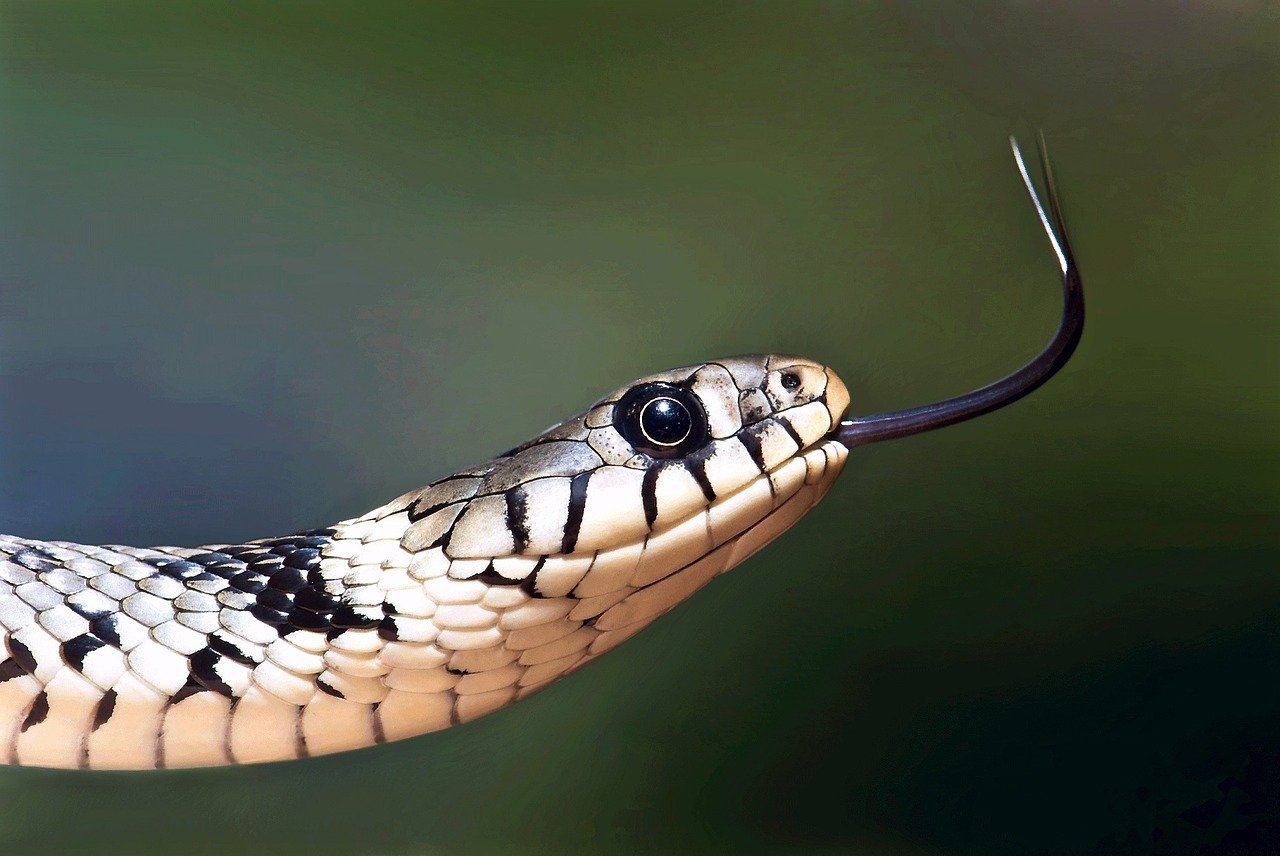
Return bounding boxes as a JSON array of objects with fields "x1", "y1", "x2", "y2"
[
  {"x1": 189, "y1": 647, "x2": 235, "y2": 698},
  {"x1": 316, "y1": 676, "x2": 344, "y2": 699},
  {"x1": 636, "y1": 481, "x2": 809, "y2": 591},
  {"x1": 230, "y1": 570, "x2": 267, "y2": 594},
  {"x1": 61, "y1": 634, "x2": 106, "y2": 672},
  {"x1": 371, "y1": 704, "x2": 386, "y2": 744},
  {"x1": 268, "y1": 566, "x2": 307, "y2": 593},
  {"x1": 561, "y1": 471, "x2": 593, "y2": 554},
  {"x1": 519, "y1": 557, "x2": 548, "y2": 599},
  {"x1": 474, "y1": 562, "x2": 525, "y2": 587},
  {"x1": 21, "y1": 691, "x2": 49, "y2": 732},
  {"x1": 169, "y1": 676, "x2": 207, "y2": 706},
  {"x1": 6, "y1": 637, "x2": 37, "y2": 675},
  {"x1": 256, "y1": 588, "x2": 292, "y2": 612},
  {"x1": 737, "y1": 427, "x2": 769, "y2": 472},
  {"x1": 688, "y1": 458, "x2": 717, "y2": 502},
  {"x1": 156, "y1": 559, "x2": 203, "y2": 580},
  {"x1": 407, "y1": 481, "x2": 476, "y2": 522},
  {"x1": 282, "y1": 548, "x2": 321, "y2": 571},
  {"x1": 295, "y1": 711, "x2": 309, "y2": 758},
  {"x1": 90, "y1": 615, "x2": 121, "y2": 648},
  {"x1": 223, "y1": 698, "x2": 238, "y2": 765},
  {"x1": 67, "y1": 598, "x2": 110, "y2": 621},
  {"x1": 0, "y1": 659, "x2": 25, "y2": 683},
  {"x1": 92, "y1": 690, "x2": 117, "y2": 731},
  {"x1": 775, "y1": 416, "x2": 806, "y2": 450},
  {"x1": 738, "y1": 428, "x2": 776, "y2": 499},
  {"x1": 407, "y1": 501, "x2": 443, "y2": 522},
  {"x1": 208, "y1": 634, "x2": 257, "y2": 666},
  {"x1": 293, "y1": 586, "x2": 339, "y2": 612},
  {"x1": 641, "y1": 467, "x2": 660, "y2": 530},
  {"x1": 250, "y1": 604, "x2": 289, "y2": 627},
  {"x1": 330, "y1": 605, "x2": 383, "y2": 629},
  {"x1": 506, "y1": 485, "x2": 531, "y2": 554},
  {"x1": 429, "y1": 522, "x2": 456, "y2": 552}
]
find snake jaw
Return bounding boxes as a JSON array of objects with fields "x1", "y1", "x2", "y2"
[{"x1": 398, "y1": 355, "x2": 848, "y2": 565}]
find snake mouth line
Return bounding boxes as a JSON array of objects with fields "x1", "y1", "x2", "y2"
[{"x1": 611, "y1": 437, "x2": 848, "y2": 602}]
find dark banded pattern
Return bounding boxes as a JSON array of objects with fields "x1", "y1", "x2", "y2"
[
  {"x1": 0, "y1": 355, "x2": 852, "y2": 768},
  {"x1": 0, "y1": 138, "x2": 1082, "y2": 770}
]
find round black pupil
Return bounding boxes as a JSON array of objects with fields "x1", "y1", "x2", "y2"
[
  {"x1": 640, "y1": 397, "x2": 692, "y2": 446},
  {"x1": 781, "y1": 372, "x2": 800, "y2": 390}
]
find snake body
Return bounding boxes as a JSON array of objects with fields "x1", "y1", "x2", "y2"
[{"x1": 0, "y1": 355, "x2": 850, "y2": 768}]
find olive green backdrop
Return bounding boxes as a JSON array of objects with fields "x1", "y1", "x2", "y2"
[{"x1": 1, "y1": 3, "x2": 1277, "y2": 854}]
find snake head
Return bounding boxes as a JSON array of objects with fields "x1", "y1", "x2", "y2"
[
  {"x1": 370, "y1": 356, "x2": 850, "y2": 648},
  {"x1": 0, "y1": 139, "x2": 1083, "y2": 769}
]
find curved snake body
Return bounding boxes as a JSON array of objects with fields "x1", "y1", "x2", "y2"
[
  {"x1": 0, "y1": 356, "x2": 850, "y2": 768},
  {"x1": 0, "y1": 138, "x2": 1083, "y2": 770}
]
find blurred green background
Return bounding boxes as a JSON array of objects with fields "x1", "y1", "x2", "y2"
[{"x1": 1, "y1": 2, "x2": 1277, "y2": 853}]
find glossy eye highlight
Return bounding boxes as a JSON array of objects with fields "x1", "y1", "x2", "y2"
[
  {"x1": 639, "y1": 397, "x2": 692, "y2": 447},
  {"x1": 614, "y1": 383, "x2": 709, "y2": 458}
]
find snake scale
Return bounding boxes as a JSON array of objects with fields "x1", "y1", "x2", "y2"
[{"x1": 0, "y1": 139, "x2": 1082, "y2": 769}]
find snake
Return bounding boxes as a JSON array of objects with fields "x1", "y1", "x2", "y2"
[{"x1": 0, "y1": 139, "x2": 1082, "y2": 769}]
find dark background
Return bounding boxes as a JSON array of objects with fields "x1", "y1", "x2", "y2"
[{"x1": 1, "y1": 3, "x2": 1277, "y2": 853}]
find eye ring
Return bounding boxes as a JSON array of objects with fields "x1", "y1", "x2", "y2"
[
  {"x1": 614, "y1": 383, "x2": 710, "y2": 459},
  {"x1": 638, "y1": 396, "x2": 692, "y2": 447}
]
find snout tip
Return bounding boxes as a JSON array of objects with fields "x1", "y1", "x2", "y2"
[{"x1": 824, "y1": 368, "x2": 851, "y2": 429}]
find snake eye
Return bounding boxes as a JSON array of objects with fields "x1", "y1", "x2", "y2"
[
  {"x1": 614, "y1": 383, "x2": 710, "y2": 459},
  {"x1": 639, "y1": 397, "x2": 691, "y2": 446}
]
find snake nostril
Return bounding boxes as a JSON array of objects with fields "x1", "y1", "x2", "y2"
[{"x1": 780, "y1": 371, "x2": 801, "y2": 391}]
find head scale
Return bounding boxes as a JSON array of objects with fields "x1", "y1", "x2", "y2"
[{"x1": 387, "y1": 356, "x2": 850, "y2": 619}]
